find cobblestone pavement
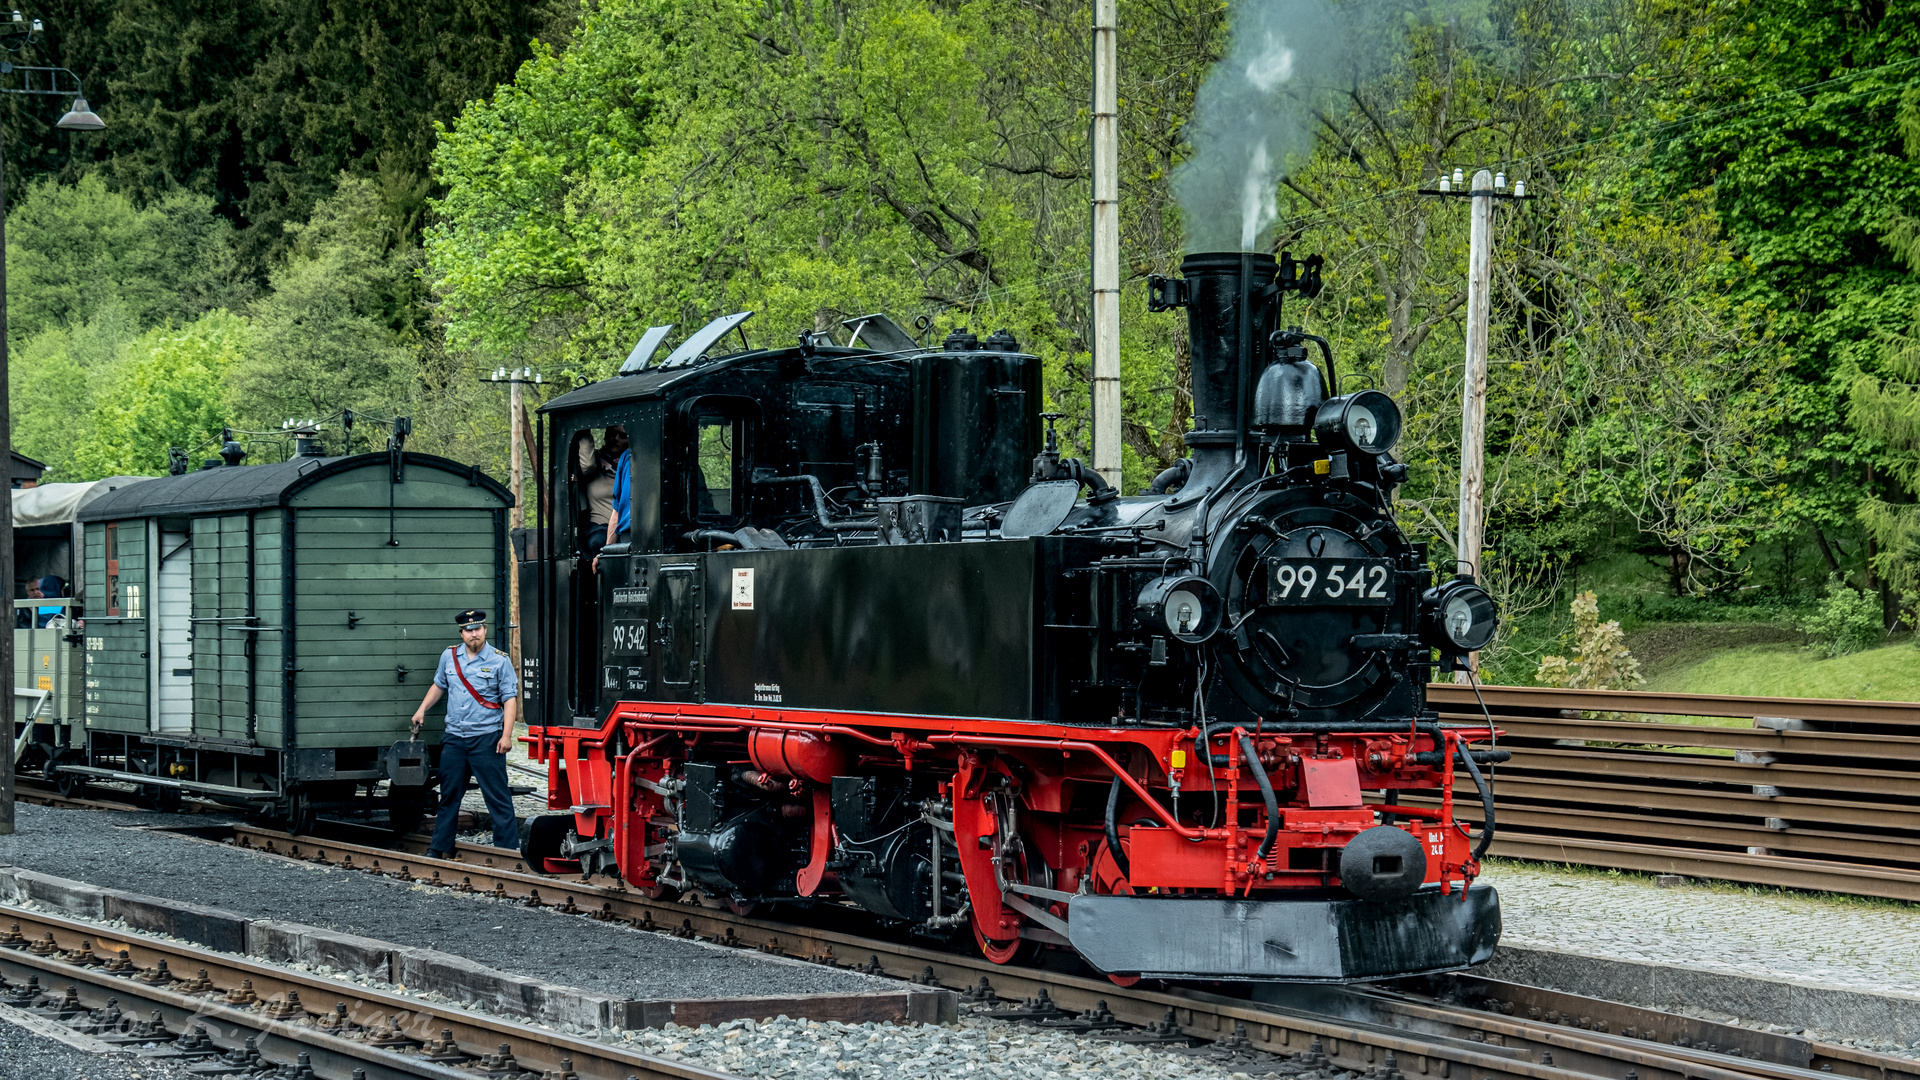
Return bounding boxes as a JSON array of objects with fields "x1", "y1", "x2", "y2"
[{"x1": 1490, "y1": 860, "x2": 1920, "y2": 996}]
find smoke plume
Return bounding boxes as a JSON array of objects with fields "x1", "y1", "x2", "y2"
[{"x1": 1173, "y1": 0, "x2": 1347, "y2": 252}]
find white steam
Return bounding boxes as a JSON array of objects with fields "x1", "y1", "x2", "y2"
[{"x1": 1174, "y1": 0, "x2": 1346, "y2": 252}]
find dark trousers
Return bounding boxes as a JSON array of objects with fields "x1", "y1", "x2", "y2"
[{"x1": 431, "y1": 732, "x2": 521, "y2": 852}]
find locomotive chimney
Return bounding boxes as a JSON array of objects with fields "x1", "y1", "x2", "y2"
[{"x1": 1175, "y1": 251, "x2": 1281, "y2": 488}]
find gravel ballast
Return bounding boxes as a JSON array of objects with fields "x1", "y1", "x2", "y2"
[
  {"x1": 0, "y1": 1010, "x2": 198, "y2": 1080},
  {"x1": 0, "y1": 804, "x2": 887, "y2": 1002},
  {"x1": 618, "y1": 1013, "x2": 1298, "y2": 1080}
]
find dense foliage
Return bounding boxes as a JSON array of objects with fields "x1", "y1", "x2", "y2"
[{"x1": 6, "y1": 0, "x2": 1920, "y2": 677}]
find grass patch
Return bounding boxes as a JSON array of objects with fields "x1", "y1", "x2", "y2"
[{"x1": 1643, "y1": 636, "x2": 1920, "y2": 701}]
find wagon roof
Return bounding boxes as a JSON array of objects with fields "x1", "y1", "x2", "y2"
[{"x1": 77, "y1": 452, "x2": 508, "y2": 521}]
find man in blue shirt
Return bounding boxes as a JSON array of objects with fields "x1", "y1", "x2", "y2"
[
  {"x1": 592, "y1": 447, "x2": 632, "y2": 574},
  {"x1": 411, "y1": 608, "x2": 521, "y2": 855}
]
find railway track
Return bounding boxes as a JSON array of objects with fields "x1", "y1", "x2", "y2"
[
  {"x1": 195, "y1": 823, "x2": 1918, "y2": 1080},
  {"x1": 0, "y1": 904, "x2": 738, "y2": 1080}
]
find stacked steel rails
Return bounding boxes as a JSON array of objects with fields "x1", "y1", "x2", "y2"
[
  {"x1": 1424, "y1": 685, "x2": 1920, "y2": 901},
  {"x1": 194, "y1": 823, "x2": 1919, "y2": 1080}
]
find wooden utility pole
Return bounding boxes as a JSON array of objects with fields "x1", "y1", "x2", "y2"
[
  {"x1": 0, "y1": 146, "x2": 13, "y2": 836},
  {"x1": 1456, "y1": 168, "x2": 1493, "y2": 585},
  {"x1": 1454, "y1": 169, "x2": 1494, "y2": 684},
  {"x1": 508, "y1": 371, "x2": 525, "y2": 671},
  {"x1": 1089, "y1": 0, "x2": 1121, "y2": 489}
]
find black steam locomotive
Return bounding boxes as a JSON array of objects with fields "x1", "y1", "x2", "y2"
[{"x1": 518, "y1": 251, "x2": 1504, "y2": 982}]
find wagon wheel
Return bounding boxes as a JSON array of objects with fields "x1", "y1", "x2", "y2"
[
  {"x1": 144, "y1": 785, "x2": 184, "y2": 815},
  {"x1": 284, "y1": 789, "x2": 318, "y2": 836},
  {"x1": 129, "y1": 759, "x2": 183, "y2": 814},
  {"x1": 44, "y1": 757, "x2": 86, "y2": 800},
  {"x1": 385, "y1": 785, "x2": 432, "y2": 837}
]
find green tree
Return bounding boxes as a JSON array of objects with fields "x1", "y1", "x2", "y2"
[
  {"x1": 5, "y1": 173, "x2": 249, "y2": 343},
  {"x1": 1649, "y1": 0, "x2": 1920, "y2": 590},
  {"x1": 430, "y1": 0, "x2": 1064, "y2": 380},
  {"x1": 5, "y1": 0, "x2": 561, "y2": 271},
  {"x1": 229, "y1": 176, "x2": 419, "y2": 428},
  {"x1": 69, "y1": 310, "x2": 250, "y2": 476},
  {"x1": 1846, "y1": 91, "x2": 1920, "y2": 617},
  {"x1": 8, "y1": 302, "x2": 142, "y2": 479}
]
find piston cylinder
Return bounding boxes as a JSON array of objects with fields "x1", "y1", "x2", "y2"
[{"x1": 747, "y1": 729, "x2": 855, "y2": 785}]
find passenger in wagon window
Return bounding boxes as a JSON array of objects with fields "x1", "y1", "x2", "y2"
[
  {"x1": 411, "y1": 608, "x2": 522, "y2": 855},
  {"x1": 36, "y1": 576, "x2": 67, "y2": 627},
  {"x1": 16, "y1": 577, "x2": 40, "y2": 627}
]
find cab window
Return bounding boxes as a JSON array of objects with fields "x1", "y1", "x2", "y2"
[{"x1": 694, "y1": 416, "x2": 735, "y2": 518}]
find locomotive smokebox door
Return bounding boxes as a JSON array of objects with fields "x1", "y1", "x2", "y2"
[{"x1": 874, "y1": 496, "x2": 963, "y2": 544}]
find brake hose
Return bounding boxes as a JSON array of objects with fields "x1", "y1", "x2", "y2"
[
  {"x1": 1238, "y1": 732, "x2": 1280, "y2": 862},
  {"x1": 1105, "y1": 776, "x2": 1131, "y2": 882}
]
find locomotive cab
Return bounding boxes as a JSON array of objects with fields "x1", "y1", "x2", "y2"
[{"x1": 521, "y1": 264, "x2": 1504, "y2": 983}]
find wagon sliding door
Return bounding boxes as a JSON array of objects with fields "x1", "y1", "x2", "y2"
[
  {"x1": 189, "y1": 515, "x2": 254, "y2": 740},
  {"x1": 288, "y1": 506, "x2": 503, "y2": 747}
]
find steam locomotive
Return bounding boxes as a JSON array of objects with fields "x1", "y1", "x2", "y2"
[{"x1": 517, "y1": 251, "x2": 1505, "y2": 982}]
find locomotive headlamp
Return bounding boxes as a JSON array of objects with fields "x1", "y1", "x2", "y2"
[
  {"x1": 1421, "y1": 578, "x2": 1497, "y2": 652},
  {"x1": 1314, "y1": 390, "x2": 1402, "y2": 456},
  {"x1": 1136, "y1": 574, "x2": 1223, "y2": 645}
]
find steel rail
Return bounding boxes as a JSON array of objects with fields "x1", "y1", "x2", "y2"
[
  {"x1": 214, "y1": 824, "x2": 1917, "y2": 1080},
  {"x1": 0, "y1": 904, "x2": 742, "y2": 1080}
]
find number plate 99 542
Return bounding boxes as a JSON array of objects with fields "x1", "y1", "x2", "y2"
[{"x1": 1266, "y1": 558, "x2": 1393, "y2": 606}]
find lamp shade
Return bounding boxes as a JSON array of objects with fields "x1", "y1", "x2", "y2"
[{"x1": 55, "y1": 97, "x2": 104, "y2": 131}]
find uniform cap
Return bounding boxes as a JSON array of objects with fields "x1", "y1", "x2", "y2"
[{"x1": 454, "y1": 608, "x2": 488, "y2": 626}]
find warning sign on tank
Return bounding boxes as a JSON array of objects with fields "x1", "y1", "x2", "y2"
[{"x1": 732, "y1": 568, "x2": 755, "y2": 610}]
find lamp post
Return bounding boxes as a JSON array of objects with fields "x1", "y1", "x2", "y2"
[{"x1": 0, "y1": 11, "x2": 104, "y2": 835}]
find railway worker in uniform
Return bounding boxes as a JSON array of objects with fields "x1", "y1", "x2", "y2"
[{"x1": 411, "y1": 609, "x2": 522, "y2": 856}]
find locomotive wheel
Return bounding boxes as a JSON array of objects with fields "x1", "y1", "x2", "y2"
[
  {"x1": 520, "y1": 814, "x2": 577, "y2": 875},
  {"x1": 971, "y1": 921, "x2": 1040, "y2": 966},
  {"x1": 726, "y1": 898, "x2": 758, "y2": 917}
]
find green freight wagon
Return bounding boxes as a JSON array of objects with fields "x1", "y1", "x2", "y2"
[{"x1": 63, "y1": 449, "x2": 511, "y2": 830}]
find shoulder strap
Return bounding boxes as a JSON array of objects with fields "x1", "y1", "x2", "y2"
[{"x1": 448, "y1": 646, "x2": 502, "y2": 711}]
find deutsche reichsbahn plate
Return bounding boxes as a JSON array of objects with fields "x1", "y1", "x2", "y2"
[{"x1": 1266, "y1": 558, "x2": 1393, "y2": 606}]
